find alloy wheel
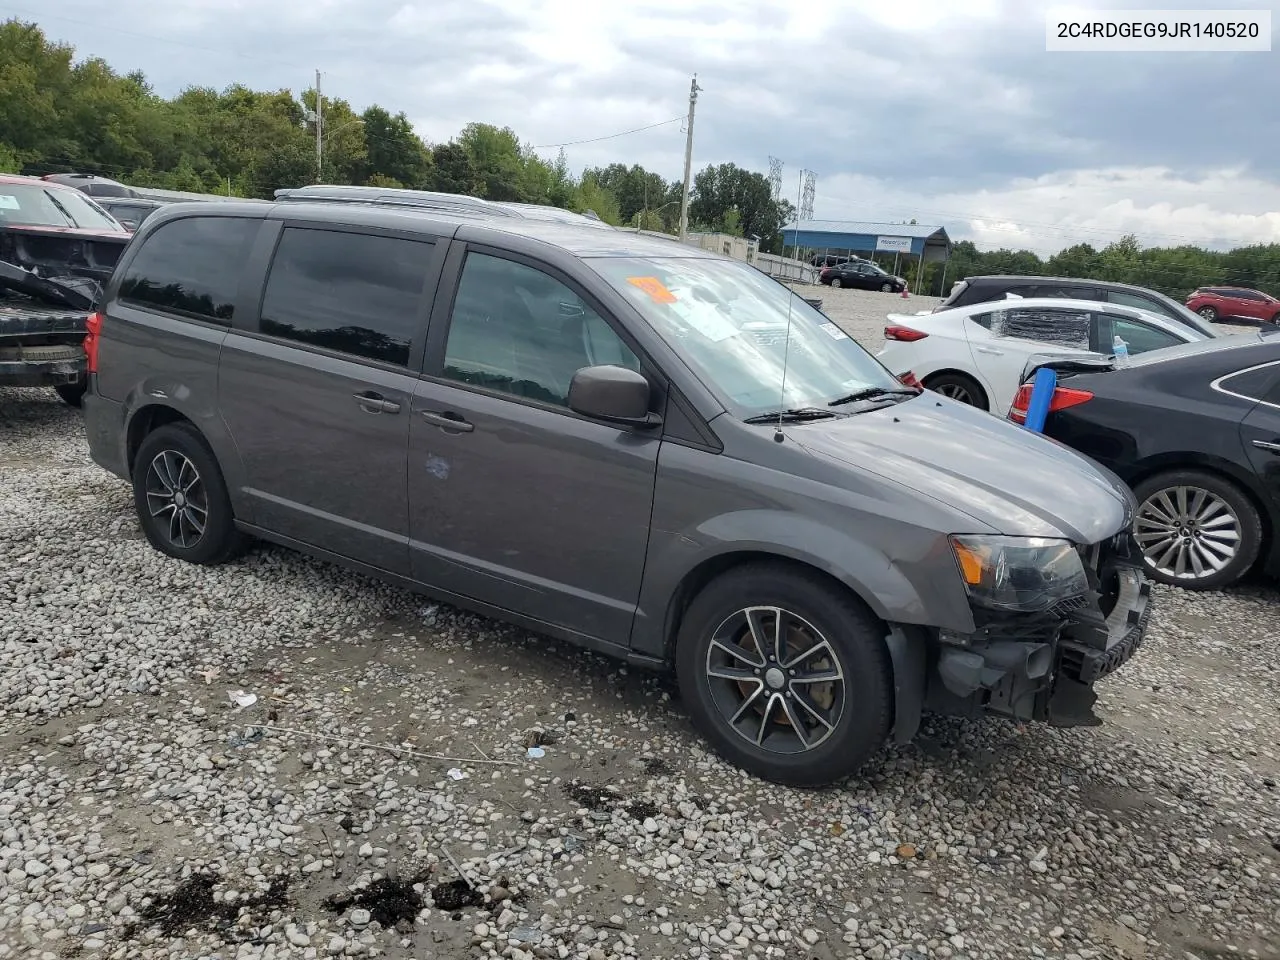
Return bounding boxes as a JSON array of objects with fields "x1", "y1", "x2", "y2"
[
  {"x1": 703, "y1": 606, "x2": 845, "y2": 755},
  {"x1": 145, "y1": 450, "x2": 208, "y2": 549},
  {"x1": 1134, "y1": 485, "x2": 1241, "y2": 581},
  {"x1": 933, "y1": 382, "x2": 973, "y2": 404}
]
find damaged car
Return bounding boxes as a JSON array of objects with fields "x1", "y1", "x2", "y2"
[
  {"x1": 0, "y1": 174, "x2": 130, "y2": 405},
  {"x1": 83, "y1": 201, "x2": 1152, "y2": 785}
]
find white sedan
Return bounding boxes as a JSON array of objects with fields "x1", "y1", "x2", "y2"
[{"x1": 876, "y1": 297, "x2": 1211, "y2": 415}]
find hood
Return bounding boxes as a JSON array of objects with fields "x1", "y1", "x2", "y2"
[{"x1": 792, "y1": 395, "x2": 1133, "y2": 544}]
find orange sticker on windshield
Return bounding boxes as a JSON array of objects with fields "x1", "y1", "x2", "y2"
[{"x1": 626, "y1": 276, "x2": 677, "y2": 303}]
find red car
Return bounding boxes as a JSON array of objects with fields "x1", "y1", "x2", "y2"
[{"x1": 1185, "y1": 286, "x2": 1280, "y2": 324}]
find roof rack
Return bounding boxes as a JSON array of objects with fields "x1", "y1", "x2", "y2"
[{"x1": 272, "y1": 185, "x2": 614, "y2": 229}]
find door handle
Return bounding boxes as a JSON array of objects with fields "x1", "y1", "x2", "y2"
[
  {"x1": 1251, "y1": 439, "x2": 1280, "y2": 454},
  {"x1": 421, "y1": 410, "x2": 474, "y2": 433},
  {"x1": 975, "y1": 346, "x2": 1003, "y2": 355},
  {"x1": 352, "y1": 392, "x2": 401, "y2": 414}
]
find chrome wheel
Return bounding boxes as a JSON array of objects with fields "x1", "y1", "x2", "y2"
[
  {"x1": 881, "y1": 282, "x2": 893, "y2": 292},
  {"x1": 145, "y1": 450, "x2": 208, "y2": 549},
  {"x1": 1198, "y1": 306, "x2": 1217, "y2": 321},
  {"x1": 830, "y1": 278, "x2": 842, "y2": 288},
  {"x1": 704, "y1": 606, "x2": 845, "y2": 755},
  {"x1": 1134, "y1": 485, "x2": 1241, "y2": 580}
]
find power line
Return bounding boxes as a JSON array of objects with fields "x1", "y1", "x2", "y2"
[{"x1": 532, "y1": 116, "x2": 684, "y2": 150}]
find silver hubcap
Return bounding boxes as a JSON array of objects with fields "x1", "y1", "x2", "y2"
[
  {"x1": 704, "y1": 606, "x2": 845, "y2": 755},
  {"x1": 1199, "y1": 308, "x2": 1215, "y2": 320},
  {"x1": 831, "y1": 279, "x2": 841, "y2": 288},
  {"x1": 933, "y1": 382, "x2": 972, "y2": 404},
  {"x1": 146, "y1": 450, "x2": 208, "y2": 549},
  {"x1": 1134, "y1": 486, "x2": 1241, "y2": 580}
]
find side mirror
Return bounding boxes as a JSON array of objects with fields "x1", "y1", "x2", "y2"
[{"x1": 568, "y1": 365, "x2": 660, "y2": 427}]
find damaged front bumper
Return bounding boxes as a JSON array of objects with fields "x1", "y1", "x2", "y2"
[{"x1": 925, "y1": 530, "x2": 1153, "y2": 729}]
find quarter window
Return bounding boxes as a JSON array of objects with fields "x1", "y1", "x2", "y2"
[
  {"x1": 441, "y1": 253, "x2": 639, "y2": 407},
  {"x1": 1108, "y1": 316, "x2": 1182, "y2": 354},
  {"x1": 118, "y1": 216, "x2": 259, "y2": 325},
  {"x1": 259, "y1": 228, "x2": 432, "y2": 367}
]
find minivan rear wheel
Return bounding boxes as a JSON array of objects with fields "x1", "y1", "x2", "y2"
[
  {"x1": 131, "y1": 423, "x2": 247, "y2": 565},
  {"x1": 675, "y1": 563, "x2": 892, "y2": 787}
]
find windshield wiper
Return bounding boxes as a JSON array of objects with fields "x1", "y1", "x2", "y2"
[
  {"x1": 743, "y1": 407, "x2": 838, "y2": 424},
  {"x1": 827, "y1": 386, "x2": 918, "y2": 407},
  {"x1": 43, "y1": 190, "x2": 80, "y2": 228}
]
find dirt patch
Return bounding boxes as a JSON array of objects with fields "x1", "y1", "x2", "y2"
[
  {"x1": 565, "y1": 781, "x2": 619, "y2": 811},
  {"x1": 428, "y1": 879, "x2": 484, "y2": 911},
  {"x1": 625, "y1": 800, "x2": 658, "y2": 821},
  {"x1": 136, "y1": 873, "x2": 290, "y2": 937},
  {"x1": 323, "y1": 877, "x2": 426, "y2": 928}
]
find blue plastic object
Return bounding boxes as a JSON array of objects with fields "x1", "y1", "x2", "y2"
[{"x1": 1021, "y1": 366, "x2": 1058, "y2": 433}]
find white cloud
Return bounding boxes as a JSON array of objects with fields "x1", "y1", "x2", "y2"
[
  {"x1": 17, "y1": 0, "x2": 1280, "y2": 254},
  {"x1": 817, "y1": 167, "x2": 1280, "y2": 255}
]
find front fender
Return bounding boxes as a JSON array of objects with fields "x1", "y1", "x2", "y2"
[{"x1": 629, "y1": 507, "x2": 975, "y2": 659}]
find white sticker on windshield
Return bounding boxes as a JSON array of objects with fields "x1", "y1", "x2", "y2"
[
  {"x1": 670, "y1": 299, "x2": 738, "y2": 343},
  {"x1": 819, "y1": 322, "x2": 849, "y2": 341},
  {"x1": 0, "y1": 195, "x2": 20, "y2": 210}
]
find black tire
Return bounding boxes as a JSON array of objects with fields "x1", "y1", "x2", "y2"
[
  {"x1": 131, "y1": 422, "x2": 247, "y2": 565},
  {"x1": 1131, "y1": 469, "x2": 1262, "y2": 590},
  {"x1": 1197, "y1": 306, "x2": 1218, "y2": 322},
  {"x1": 923, "y1": 371, "x2": 988, "y2": 410},
  {"x1": 55, "y1": 378, "x2": 88, "y2": 408},
  {"x1": 880, "y1": 282, "x2": 893, "y2": 293},
  {"x1": 830, "y1": 277, "x2": 842, "y2": 289},
  {"x1": 674, "y1": 563, "x2": 893, "y2": 787}
]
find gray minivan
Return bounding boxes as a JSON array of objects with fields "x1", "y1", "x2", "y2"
[{"x1": 82, "y1": 199, "x2": 1153, "y2": 786}]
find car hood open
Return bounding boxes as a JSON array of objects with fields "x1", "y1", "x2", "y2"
[{"x1": 793, "y1": 395, "x2": 1133, "y2": 544}]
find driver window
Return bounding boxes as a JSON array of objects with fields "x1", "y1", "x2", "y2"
[{"x1": 442, "y1": 253, "x2": 640, "y2": 407}]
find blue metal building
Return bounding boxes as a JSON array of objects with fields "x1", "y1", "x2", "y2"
[{"x1": 781, "y1": 219, "x2": 953, "y2": 293}]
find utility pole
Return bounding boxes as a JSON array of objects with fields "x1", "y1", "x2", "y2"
[
  {"x1": 678, "y1": 74, "x2": 701, "y2": 242},
  {"x1": 314, "y1": 68, "x2": 323, "y2": 182}
]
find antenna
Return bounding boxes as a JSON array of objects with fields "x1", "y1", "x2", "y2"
[
  {"x1": 775, "y1": 170, "x2": 807, "y2": 443},
  {"x1": 767, "y1": 156, "x2": 784, "y2": 203}
]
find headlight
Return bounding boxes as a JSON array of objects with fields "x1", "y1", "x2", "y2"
[{"x1": 949, "y1": 535, "x2": 1088, "y2": 612}]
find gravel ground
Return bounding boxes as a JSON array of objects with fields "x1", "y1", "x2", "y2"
[{"x1": 1, "y1": 297, "x2": 1278, "y2": 960}]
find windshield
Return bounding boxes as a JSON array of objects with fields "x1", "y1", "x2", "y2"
[
  {"x1": 0, "y1": 184, "x2": 125, "y2": 231},
  {"x1": 591, "y1": 256, "x2": 904, "y2": 417}
]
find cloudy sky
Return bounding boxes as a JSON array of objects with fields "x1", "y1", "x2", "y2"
[{"x1": 13, "y1": 0, "x2": 1280, "y2": 254}]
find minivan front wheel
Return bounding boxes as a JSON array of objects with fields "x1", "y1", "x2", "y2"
[
  {"x1": 675, "y1": 563, "x2": 892, "y2": 786},
  {"x1": 132, "y1": 423, "x2": 246, "y2": 565}
]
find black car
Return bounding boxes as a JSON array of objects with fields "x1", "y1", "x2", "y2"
[
  {"x1": 1008, "y1": 332, "x2": 1280, "y2": 590},
  {"x1": 820, "y1": 260, "x2": 906, "y2": 292},
  {"x1": 96, "y1": 197, "x2": 168, "y2": 231},
  {"x1": 940, "y1": 275, "x2": 1220, "y2": 339}
]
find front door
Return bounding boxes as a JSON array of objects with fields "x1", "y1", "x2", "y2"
[
  {"x1": 218, "y1": 224, "x2": 443, "y2": 574},
  {"x1": 407, "y1": 248, "x2": 661, "y2": 645},
  {"x1": 1239, "y1": 371, "x2": 1280, "y2": 514}
]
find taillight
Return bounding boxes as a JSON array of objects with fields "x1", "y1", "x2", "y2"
[
  {"x1": 1008, "y1": 383, "x2": 1093, "y2": 424},
  {"x1": 884, "y1": 325, "x2": 928, "y2": 342},
  {"x1": 898, "y1": 371, "x2": 924, "y2": 390},
  {"x1": 84, "y1": 311, "x2": 103, "y2": 374}
]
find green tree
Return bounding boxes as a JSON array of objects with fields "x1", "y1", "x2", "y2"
[{"x1": 360, "y1": 105, "x2": 431, "y2": 188}]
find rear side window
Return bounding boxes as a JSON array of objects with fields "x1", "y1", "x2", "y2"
[
  {"x1": 258, "y1": 227, "x2": 432, "y2": 367},
  {"x1": 1107, "y1": 316, "x2": 1183, "y2": 354},
  {"x1": 1107, "y1": 290, "x2": 1172, "y2": 318},
  {"x1": 118, "y1": 216, "x2": 259, "y2": 325}
]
